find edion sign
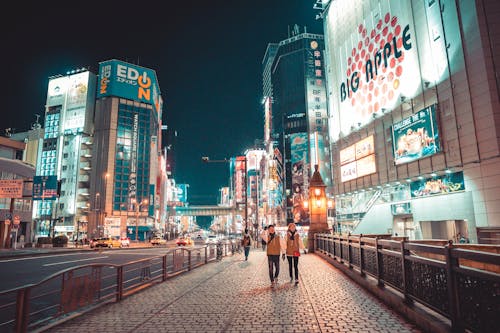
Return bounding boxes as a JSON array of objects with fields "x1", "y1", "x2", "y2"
[{"x1": 115, "y1": 64, "x2": 152, "y2": 100}]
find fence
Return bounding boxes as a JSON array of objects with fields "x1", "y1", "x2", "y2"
[
  {"x1": 314, "y1": 233, "x2": 500, "y2": 333},
  {"x1": 0, "y1": 242, "x2": 235, "y2": 333}
]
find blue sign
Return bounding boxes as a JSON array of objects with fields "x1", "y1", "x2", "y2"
[
  {"x1": 97, "y1": 59, "x2": 161, "y2": 116},
  {"x1": 33, "y1": 176, "x2": 58, "y2": 200}
]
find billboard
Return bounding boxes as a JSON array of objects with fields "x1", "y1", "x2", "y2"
[
  {"x1": 177, "y1": 184, "x2": 188, "y2": 203},
  {"x1": 97, "y1": 59, "x2": 161, "y2": 115},
  {"x1": 325, "y1": 0, "x2": 458, "y2": 137},
  {"x1": 290, "y1": 133, "x2": 309, "y2": 224},
  {"x1": 234, "y1": 156, "x2": 246, "y2": 204},
  {"x1": 0, "y1": 180, "x2": 23, "y2": 199},
  {"x1": 391, "y1": 104, "x2": 440, "y2": 165},
  {"x1": 410, "y1": 171, "x2": 464, "y2": 198},
  {"x1": 340, "y1": 135, "x2": 376, "y2": 182}
]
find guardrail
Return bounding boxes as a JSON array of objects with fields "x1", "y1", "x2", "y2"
[
  {"x1": 314, "y1": 233, "x2": 500, "y2": 333},
  {"x1": 0, "y1": 242, "x2": 237, "y2": 333}
]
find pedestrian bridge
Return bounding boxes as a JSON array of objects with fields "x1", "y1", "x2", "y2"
[{"x1": 172, "y1": 205, "x2": 242, "y2": 216}]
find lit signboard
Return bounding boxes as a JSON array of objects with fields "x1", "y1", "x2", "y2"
[
  {"x1": 97, "y1": 59, "x2": 161, "y2": 115},
  {"x1": 410, "y1": 171, "x2": 464, "y2": 198},
  {"x1": 325, "y1": 1, "x2": 455, "y2": 136},
  {"x1": 391, "y1": 104, "x2": 440, "y2": 165},
  {"x1": 339, "y1": 135, "x2": 376, "y2": 182},
  {"x1": 0, "y1": 180, "x2": 23, "y2": 199}
]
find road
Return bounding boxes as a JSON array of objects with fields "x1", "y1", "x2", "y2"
[{"x1": 0, "y1": 246, "x2": 178, "y2": 291}]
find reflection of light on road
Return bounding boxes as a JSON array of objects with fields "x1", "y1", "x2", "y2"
[{"x1": 43, "y1": 256, "x2": 108, "y2": 266}]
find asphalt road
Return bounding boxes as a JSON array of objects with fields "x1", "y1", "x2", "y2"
[{"x1": 0, "y1": 247, "x2": 176, "y2": 291}]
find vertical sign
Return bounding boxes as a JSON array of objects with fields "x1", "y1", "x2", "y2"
[{"x1": 128, "y1": 113, "x2": 139, "y2": 199}]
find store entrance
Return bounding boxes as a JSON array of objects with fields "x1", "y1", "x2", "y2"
[
  {"x1": 420, "y1": 220, "x2": 469, "y2": 242},
  {"x1": 394, "y1": 217, "x2": 415, "y2": 239}
]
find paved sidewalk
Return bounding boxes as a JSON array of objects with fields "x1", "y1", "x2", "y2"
[{"x1": 43, "y1": 249, "x2": 421, "y2": 333}]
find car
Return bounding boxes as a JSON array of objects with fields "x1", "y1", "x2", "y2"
[
  {"x1": 206, "y1": 235, "x2": 218, "y2": 245},
  {"x1": 150, "y1": 237, "x2": 167, "y2": 246},
  {"x1": 176, "y1": 237, "x2": 187, "y2": 246},
  {"x1": 94, "y1": 237, "x2": 123, "y2": 248},
  {"x1": 120, "y1": 237, "x2": 130, "y2": 247},
  {"x1": 193, "y1": 235, "x2": 206, "y2": 245}
]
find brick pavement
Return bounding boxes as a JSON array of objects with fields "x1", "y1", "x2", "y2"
[{"x1": 43, "y1": 249, "x2": 422, "y2": 333}]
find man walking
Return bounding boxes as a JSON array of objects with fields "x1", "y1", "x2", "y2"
[
  {"x1": 241, "y1": 229, "x2": 252, "y2": 260},
  {"x1": 261, "y1": 224, "x2": 283, "y2": 287}
]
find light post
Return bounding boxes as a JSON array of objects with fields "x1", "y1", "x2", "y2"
[
  {"x1": 132, "y1": 198, "x2": 148, "y2": 241},
  {"x1": 307, "y1": 165, "x2": 329, "y2": 253}
]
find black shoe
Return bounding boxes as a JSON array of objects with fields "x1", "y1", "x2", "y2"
[{"x1": 295, "y1": 279, "x2": 299, "y2": 285}]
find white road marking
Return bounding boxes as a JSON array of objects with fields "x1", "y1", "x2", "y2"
[{"x1": 43, "y1": 256, "x2": 109, "y2": 266}]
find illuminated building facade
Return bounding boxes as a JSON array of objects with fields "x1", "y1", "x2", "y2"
[
  {"x1": 320, "y1": 0, "x2": 500, "y2": 243},
  {"x1": 91, "y1": 59, "x2": 163, "y2": 240},
  {"x1": 266, "y1": 26, "x2": 332, "y2": 226},
  {"x1": 33, "y1": 69, "x2": 97, "y2": 240}
]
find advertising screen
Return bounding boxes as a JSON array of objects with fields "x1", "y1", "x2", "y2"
[
  {"x1": 391, "y1": 104, "x2": 440, "y2": 165},
  {"x1": 410, "y1": 171, "x2": 464, "y2": 198},
  {"x1": 290, "y1": 133, "x2": 309, "y2": 224},
  {"x1": 97, "y1": 60, "x2": 161, "y2": 115}
]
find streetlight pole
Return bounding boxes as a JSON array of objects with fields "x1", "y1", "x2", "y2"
[{"x1": 133, "y1": 198, "x2": 148, "y2": 242}]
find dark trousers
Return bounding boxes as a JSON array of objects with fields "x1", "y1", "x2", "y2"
[
  {"x1": 267, "y1": 255, "x2": 280, "y2": 282},
  {"x1": 287, "y1": 256, "x2": 299, "y2": 280},
  {"x1": 244, "y1": 246, "x2": 250, "y2": 258}
]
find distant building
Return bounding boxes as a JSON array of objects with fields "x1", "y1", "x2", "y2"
[
  {"x1": 32, "y1": 69, "x2": 96, "y2": 240},
  {"x1": 0, "y1": 136, "x2": 35, "y2": 247},
  {"x1": 92, "y1": 59, "x2": 163, "y2": 241},
  {"x1": 264, "y1": 26, "x2": 331, "y2": 226}
]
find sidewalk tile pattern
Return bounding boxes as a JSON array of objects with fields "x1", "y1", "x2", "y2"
[{"x1": 44, "y1": 250, "x2": 421, "y2": 333}]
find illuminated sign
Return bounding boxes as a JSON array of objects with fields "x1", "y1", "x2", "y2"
[
  {"x1": 97, "y1": 60, "x2": 161, "y2": 115},
  {"x1": 340, "y1": 135, "x2": 376, "y2": 182},
  {"x1": 391, "y1": 104, "x2": 440, "y2": 165},
  {"x1": 410, "y1": 171, "x2": 464, "y2": 198},
  {"x1": 326, "y1": 1, "x2": 453, "y2": 136},
  {"x1": 0, "y1": 180, "x2": 23, "y2": 198},
  {"x1": 33, "y1": 176, "x2": 58, "y2": 200}
]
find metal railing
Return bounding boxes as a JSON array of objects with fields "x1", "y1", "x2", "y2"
[
  {"x1": 0, "y1": 242, "x2": 236, "y2": 333},
  {"x1": 314, "y1": 233, "x2": 500, "y2": 333}
]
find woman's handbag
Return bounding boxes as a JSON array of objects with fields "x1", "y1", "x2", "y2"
[{"x1": 293, "y1": 250, "x2": 301, "y2": 257}]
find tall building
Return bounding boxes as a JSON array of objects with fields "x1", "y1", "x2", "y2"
[
  {"x1": 265, "y1": 26, "x2": 331, "y2": 226},
  {"x1": 92, "y1": 59, "x2": 163, "y2": 241},
  {"x1": 321, "y1": 0, "x2": 500, "y2": 243},
  {"x1": 33, "y1": 68, "x2": 97, "y2": 240}
]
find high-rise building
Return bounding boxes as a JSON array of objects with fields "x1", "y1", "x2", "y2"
[
  {"x1": 264, "y1": 26, "x2": 331, "y2": 226},
  {"x1": 321, "y1": 0, "x2": 500, "y2": 243},
  {"x1": 92, "y1": 59, "x2": 163, "y2": 241},
  {"x1": 33, "y1": 68, "x2": 97, "y2": 240}
]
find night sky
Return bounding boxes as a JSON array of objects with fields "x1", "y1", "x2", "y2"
[{"x1": 3, "y1": 0, "x2": 323, "y2": 205}]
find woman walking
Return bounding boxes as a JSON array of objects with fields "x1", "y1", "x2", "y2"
[
  {"x1": 241, "y1": 229, "x2": 252, "y2": 261},
  {"x1": 284, "y1": 223, "x2": 304, "y2": 285}
]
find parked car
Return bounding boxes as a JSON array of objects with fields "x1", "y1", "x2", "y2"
[
  {"x1": 94, "y1": 237, "x2": 122, "y2": 248},
  {"x1": 206, "y1": 235, "x2": 218, "y2": 245},
  {"x1": 176, "y1": 237, "x2": 187, "y2": 246},
  {"x1": 120, "y1": 237, "x2": 130, "y2": 247},
  {"x1": 193, "y1": 235, "x2": 206, "y2": 245},
  {"x1": 150, "y1": 237, "x2": 167, "y2": 246}
]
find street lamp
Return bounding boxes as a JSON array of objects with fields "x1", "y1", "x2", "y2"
[
  {"x1": 132, "y1": 198, "x2": 148, "y2": 241},
  {"x1": 307, "y1": 165, "x2": 329, "y2": 253}
]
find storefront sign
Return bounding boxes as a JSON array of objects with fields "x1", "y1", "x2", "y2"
[
  {"x1": 0, "y1": 180, "x2": 23, "y2": 198},
  {"x1": 410, "y1": 171, "x2": 464, "y2": 198}
]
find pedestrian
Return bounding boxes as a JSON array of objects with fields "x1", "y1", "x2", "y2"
[
  {"x1": 241, "y1": 229, "x2": 252, "y2": 261},
  {"x1": 261, "y1": 226, "x2": 268, "y2": 251},
  {"x1": 283, "y1": 222, "x2": 304, "y2": 285},
  {"x1": 261, "y1": 224, "x2": 284, "y2": 287}
]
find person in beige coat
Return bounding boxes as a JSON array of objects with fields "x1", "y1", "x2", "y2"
[
  {"x1": 283, "y1": 223, "x2": 305, "y2": 285},
  {"x1": 261, "y1": 224, "x2": 284, "y2": 287}
]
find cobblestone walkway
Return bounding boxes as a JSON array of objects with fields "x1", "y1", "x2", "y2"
[{"x1": 44, "y1": 250, "x2": 421, "y2": 333}]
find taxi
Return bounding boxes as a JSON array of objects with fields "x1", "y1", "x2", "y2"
[{"x1": 94, "y1": 237, "x2": 123, "y2": 248}]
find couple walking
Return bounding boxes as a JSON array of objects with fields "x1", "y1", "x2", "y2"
[{"x1": 260, "y1": 223, "x2": 304, "y2": 287}]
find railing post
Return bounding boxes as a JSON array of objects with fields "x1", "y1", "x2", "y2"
[
  {"x1": 445, "y1": 241, "x2": 463, "y2": 332},
  {"x1": 205, "y1": 246, "x2": 208, "y2": 264},
  {"x1": 359, "y1": 234, "x2": 365, "y2": 277},
  {"x1": 15, "y1": 287, "x2": 30, "y2": 333},
  {"x1": 347, "y1": 234, "x2": 352, "y2": 268},
  {"x1": 375, "y1": 237, "x2": 383, "y2": 287},
  {"x1": 400, "y1": 239, "x2": 412, "y2": 304},
  {"x1": 188, "y1": 249, "x2": 192, "y2": 271},
  {"x1": 116, "y1": 266, "x2": 123, "y2": 301},
  {"x1": 162, "y1": 255, "x2": 167, "y2": 281},
  {"x1": 339, "y1": 235, "x2": 343, "y2": 263}
]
